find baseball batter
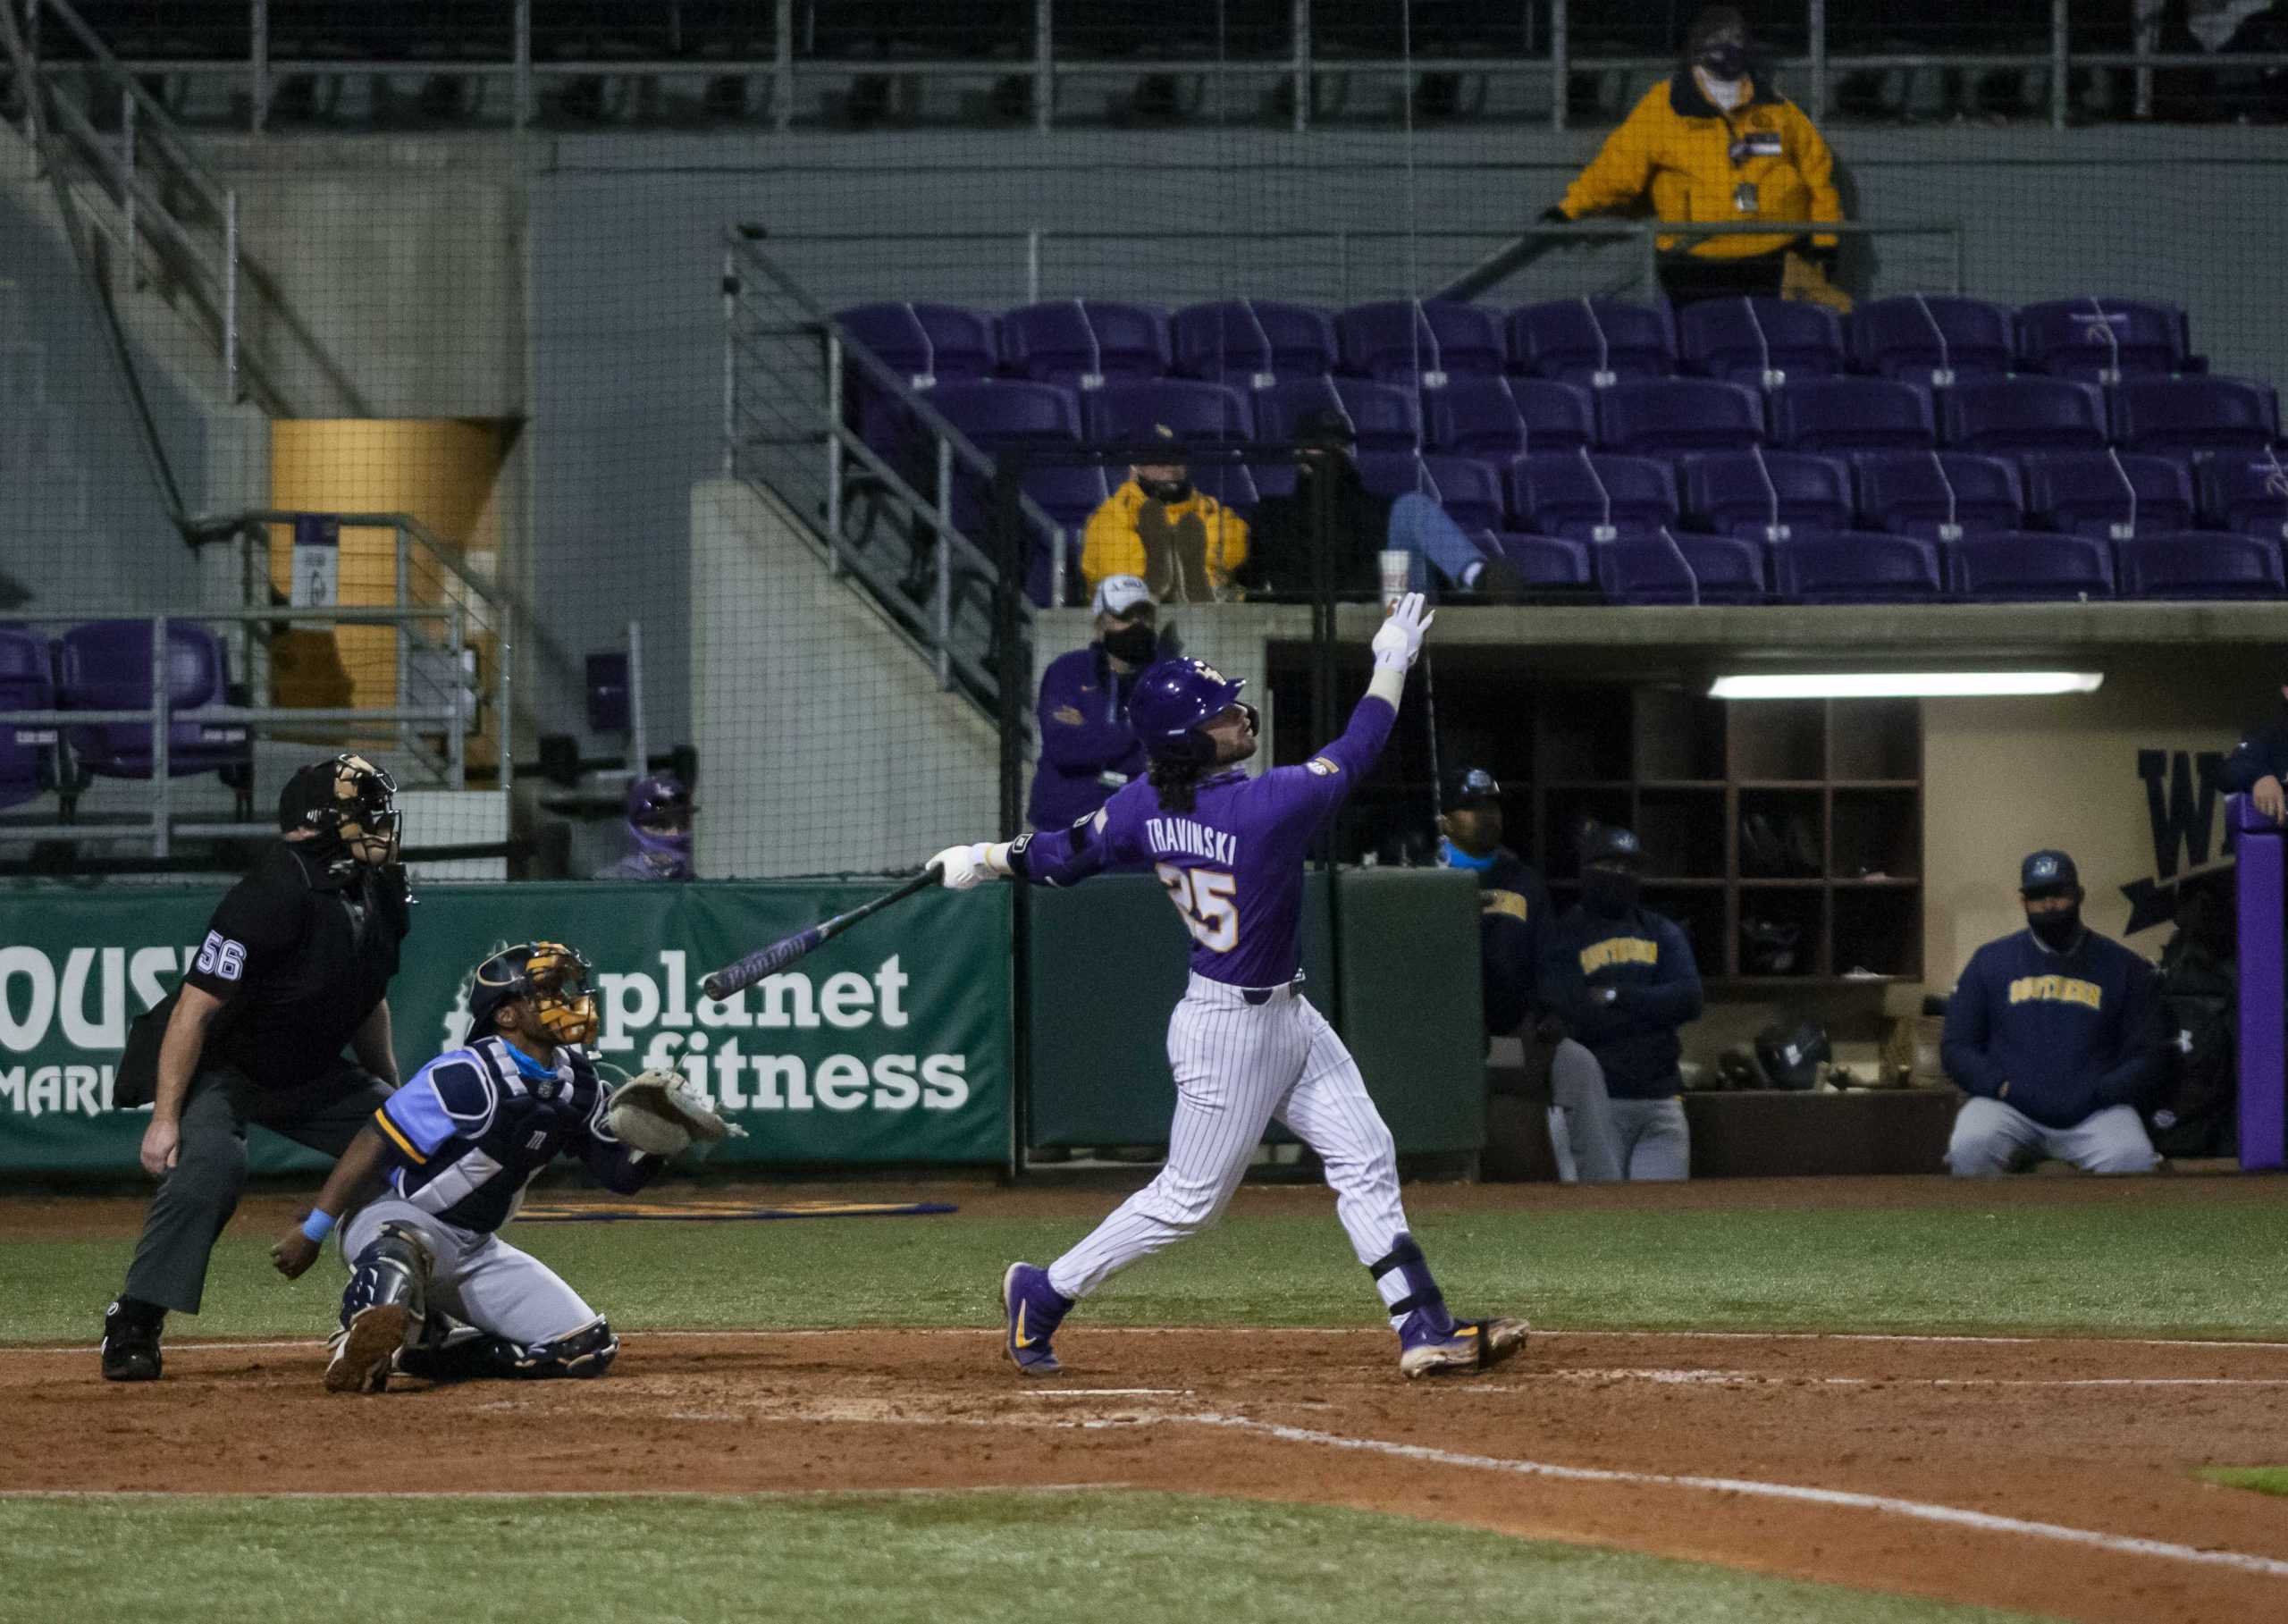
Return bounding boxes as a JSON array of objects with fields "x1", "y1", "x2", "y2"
[{"x1": 934, "y1": 593, "x2": 1528, "y2": 1379}]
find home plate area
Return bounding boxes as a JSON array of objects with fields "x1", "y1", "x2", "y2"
[{"x1": 13, "y1": 1326, "x2": 2288, "y2": 1622}]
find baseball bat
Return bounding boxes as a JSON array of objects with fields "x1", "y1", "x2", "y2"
[{"x1": 699, "y1": 864, "x2": 942, "y2": 1000}]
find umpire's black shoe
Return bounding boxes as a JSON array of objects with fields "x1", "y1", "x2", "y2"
[{"x1": 100, "y1": 1299, "x2": 164, "y2": 1382}]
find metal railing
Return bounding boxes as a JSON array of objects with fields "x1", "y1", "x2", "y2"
[
  {"x1": 724, "y1": 226, "x2": 1053, "y2": 702},
  {"x1": 0, "y1": 511, "x2": 511, "y2": 856},
  {"x1": 17, "y1": 1, "x2": 2288, "y2": 132}
]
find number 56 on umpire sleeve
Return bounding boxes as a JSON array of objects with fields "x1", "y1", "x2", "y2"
[{"x1": 1155, "y1": 864, "x2": 1239, "y2": 953}]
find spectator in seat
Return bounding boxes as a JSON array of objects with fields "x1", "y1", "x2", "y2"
[
  {"x1": 1229, "y1": 409, "x2": 1527, "y2": 602},
  {"x1": 1025, "y1": 575, "x2": 1162, "y2": 830},
  {"x1": 1941, "y1": 849, "x2": 2166, "y2": 1176},
  {"x1": 595, "y1": 772, "x2": 694, "y2": 881},
  {"x1": 1538, "y1": 825, "x2": 1703, "y2": 1181},
  {"x1": 1540, "y1": 4, "x2": 1846, "y2": 309},
  {"x1": 1081, "y1": 425, "x2": 1249, "y2": 605},
  {"x1": 2221, "y1": 671, "x2": 2288, "y2": 823}
]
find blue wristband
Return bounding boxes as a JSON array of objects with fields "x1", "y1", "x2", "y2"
[{"x1": 299, "y1": 1210, "x2": 338, "y2": 1243}]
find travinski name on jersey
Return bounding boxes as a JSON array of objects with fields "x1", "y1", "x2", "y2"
[{"x1": 1146, "y1": 816, "x2": 1240, "y2": 865}]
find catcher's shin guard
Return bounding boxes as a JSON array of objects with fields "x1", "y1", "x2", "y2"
[
  {"x1": 327, "y1": 1223, "x2": 431, "y2": 1393},
  {"x1": 505, "y1": 1317, "x2": 619, "y2": 1379}
]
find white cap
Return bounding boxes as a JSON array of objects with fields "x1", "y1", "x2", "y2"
[{"x1": 1092, "y1": 575, "x2": 1153, "y2": 618}]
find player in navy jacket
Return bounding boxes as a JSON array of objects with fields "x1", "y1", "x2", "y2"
[
  {"x1": 1942, "y1": 851, "x2": 2166, "y2": 1175},
  {"x1": 1435, "y1": 767, "x2": 1550, "y2": 1039},
  {"x1": 271, "y1": 941, "x2": 660, "y2": 1391},
  {"x1": 2220, "y1": 679, "x2": 2288, "y2": 825},
  {"x1": 1026, "y1": 576, "x2": 1160, "y2": 829},
  {"x1": 1539, "y1": 826, "x2": 1703, "y2": 1180}
]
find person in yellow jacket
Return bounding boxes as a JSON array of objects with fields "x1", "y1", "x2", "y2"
[
  {"x1": 1543, "y1": 5, "x2": 1846, "y2": 309},
  {"x1": 1079, "y1": 425, "x2": 1249, "y2": 605}
]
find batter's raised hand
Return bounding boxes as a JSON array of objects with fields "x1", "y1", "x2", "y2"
[{"x1": 1371, "y1": 590, "x2": 1434, "y2": 670}]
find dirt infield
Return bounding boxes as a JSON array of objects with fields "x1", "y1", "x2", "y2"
[
  {"x1": 8, "y1": 1324, "x2": 2286, "y2": 1621},
  {"x1": 10, "y1": 1179, "x2": 2288, "y2": 1622}
]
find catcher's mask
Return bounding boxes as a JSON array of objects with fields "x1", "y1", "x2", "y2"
[
  {"x1": 468, "y1": 941, "x2": 599, "y2": 1049},
  {"x1": 278, "y1": 752, "x2": 400, "y2": 871}
]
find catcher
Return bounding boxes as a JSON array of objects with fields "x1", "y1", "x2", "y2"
[{"x1": 269, "y1": 940, "x2": 740, "y2": 1393}]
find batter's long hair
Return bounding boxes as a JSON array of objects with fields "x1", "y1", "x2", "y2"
[{"x1": 1149, "y1": 754, "x2": 1208, "y2": 814}]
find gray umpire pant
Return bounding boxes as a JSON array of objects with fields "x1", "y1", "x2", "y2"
[{"x1": 122, "y1": 1062, "x2": 392, "y2": 1315}]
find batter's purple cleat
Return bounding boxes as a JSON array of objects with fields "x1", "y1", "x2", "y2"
[
  {"x1": 1398, "y1": 1308, "x2": 1530, "y2": 1379},
  {"x1": 1002, "y1": 1262, "x2": 1072, "y2": 1376}
]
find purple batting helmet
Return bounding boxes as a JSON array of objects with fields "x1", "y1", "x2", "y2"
[
  {"x1": 625, "y1": 771, "x2": 694, "y2": 865},
  {"x1": 1127, "y1": 657, "x2": 1249, "y2": 763}
]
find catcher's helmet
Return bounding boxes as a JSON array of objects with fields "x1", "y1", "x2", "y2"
[
  {"x1": 1754, "y1": 1017, "x2": 1830, "y2": 1091},
  {"x1": 1127, "y1": 657, "x2": 1248, "y2": 762},
  {"x1": 467, "y1": 941, "x2": 599, "y2": 1048}
]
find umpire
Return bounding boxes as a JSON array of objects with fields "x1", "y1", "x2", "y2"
[{"x1": 100, "y1": 753, "x2": 411, "y2": 1381}]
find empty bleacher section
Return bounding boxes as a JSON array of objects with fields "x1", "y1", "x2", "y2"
[{"x1": 820, "y1": 290, "x2": 2287, "y2": 606}]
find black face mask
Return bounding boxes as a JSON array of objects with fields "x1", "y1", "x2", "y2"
[
  {"x1": 1582, "y1": 869, "x2": 1641, "y2": 918},
  {"x1": 1699, "y1": 43, "x2": 1747, "y2": 80},
  {"x1": 2027, "y1": 906, "x2": 2082, "y2": 950},
  {"x1": 1138, "y1": 475, "x2": 1193, "y2": 503},
  {"x1": 1102, "y1": 623, "x2": 1157, "y2": 664}
]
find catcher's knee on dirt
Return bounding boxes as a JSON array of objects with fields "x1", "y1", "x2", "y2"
[
  {"x1": 507, "y1": 1316, "x2": 619, "y2": 1379},
  {"x1": 340, "y1": 1222, "x2": 430, "y2": 1339}
]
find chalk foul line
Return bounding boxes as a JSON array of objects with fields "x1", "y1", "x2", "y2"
[{"x1": 1183, "y1": 1413, "x2": 2288, "y2": 1581}]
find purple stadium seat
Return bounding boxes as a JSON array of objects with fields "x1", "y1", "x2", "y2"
[
  {"x1": 1947, "y1": 533, "x2": 2116, "y2": 601},
  {"x1": 2023, "y1": 451, "x2": 2196, "y2": 540},
  {"x1": 2200, "y1": 450, "x2": 2288, "y2": 542},
  {"x1": 0, "y1": 626, "x2": 54, "y2": 811},
  {"x1": 1254, "y1": 376, "x2": 1420, "y2": 451},
  {"x1": 1678, "y1": 298, "x2": 1845, "y2": 388},
  {"x1": 1770, "y1": 378, "x2": 1935, "y2": 454},
  {"x1": 1512, "y1": 451, "x2": 1678, "y2": 540},
  {"x1": 2111, "y1": 377, "x2": 2281, "y2": 460},
  {"x1": 1853, "y1": 451, "x2": 2024, "y2": 541},
  {"x1": 1000, "y1": 300, "x2": 1171, "y2": 389},
  {"x1": 1187, "y1": 461, "x2": 1264, "y2": 515},
  {"x1": 1354, "y1": 453, "x2": 1504, "y2": 532},
  {"x1": 930, "y1": 379, "x2": 1081, "y2": 453},
  {"x1": 1507, "y1": 299, "x2": 1676, "y2": 388},
  {"x1": 55, "y1": 620, "x2": 249, "y2": 782},
  {"x1": 1941, "y1": 378, "x2": 2108, "y2": 457},
  {"x1": 1685, "y1": 450, "x2": 1852, "y2": 541},
  {"x1": 1081, "y1": 380, "x2": 1252, "y2": 447},
  {"x1": 1769, "y1": 533, "x2": 1945, "y2": 602},
  {"x1": 2116, "y1": 532, "x2": 2286, "y2": 599},
  {"x1": 1013, "y1": 465, "x2": 1114, "y2": 607},
  {"x1": 1170, "y1": 300, "x2": 1337, "y2": 388},
  {"x1": 1848, "y1": 296, "x2": 2015, "y2": 388},
  {"x1": 2017, "y1": 298, "x2": 2193, "y2": 382},
  {"x1": 1592, "y1": 530, "x2": 1769, "y2": 604},
  {"x1": 1422, "y1": 377, "x2": 1594, "y2": 459},
  {"x1": 1243, "y1": 459, "x2": 1298, "y2": 501},
  {"x1": 1489, "y1": 532, "x2": 1594, "y2": 588},
  {"x1": 835, "y1": 302, "x2": 998, "y2": 388},
  {"x1": 1335, "y1": 299, "x2": 1505, "y2": 388},
  {"x1": 1597, "y1": 379, "x2": 1763, "y2": 457}
]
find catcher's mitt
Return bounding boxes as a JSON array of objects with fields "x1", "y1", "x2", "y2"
[{"x1": 605, "y1": 1068, "x2": 747, "y2": 1157}]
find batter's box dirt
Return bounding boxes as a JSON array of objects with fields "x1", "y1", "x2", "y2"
[{"x1": 7, "y1": 1327, "x2": 2288, "y2": 1623}]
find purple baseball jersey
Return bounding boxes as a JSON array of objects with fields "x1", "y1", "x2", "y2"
[{"x1": 1015, "y1": 693, "x2": 1396, "y2": 987}]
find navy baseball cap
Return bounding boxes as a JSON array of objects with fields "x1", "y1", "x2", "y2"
[
  {"x1": 2020, "y1": 849, "x2": 2079, "y2": 895},
  {"x1": 1445, "y1": 767, "x2": 1502, "y2": 808},
  {"x1": 1583, "y1": 825, "x2": 1645, "y2": 867}
]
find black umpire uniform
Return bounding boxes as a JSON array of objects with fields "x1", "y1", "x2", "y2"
[{"x1": 101, "y1": 753, "x2": 412, "y2": 1381}]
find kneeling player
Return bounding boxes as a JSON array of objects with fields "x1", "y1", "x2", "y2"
[{"x1": 271, "y1": 941, "x2": 728, "y2": 1392}]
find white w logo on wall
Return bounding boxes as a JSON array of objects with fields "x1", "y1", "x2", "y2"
[{"x1": 2123, "y1": 749, "x2": 2230, "y2": 934}]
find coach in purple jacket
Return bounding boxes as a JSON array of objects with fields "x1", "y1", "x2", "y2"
[{"x1": 1026, "y1": 575, "x2": 1165, "y2": 830}]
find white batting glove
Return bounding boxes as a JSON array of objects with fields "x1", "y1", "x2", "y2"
[
  {"x1": 930, "y1": 842, "x2": 1004, "y2": 890},
  {"x1": 1370, "y1": 591, "x2": 1434, "y2": 671}
]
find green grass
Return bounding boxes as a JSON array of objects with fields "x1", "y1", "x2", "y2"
[
  {"x1": 8, "y1": 1195, "x2": 2288, "y2": 1343},
  {"x1": 0, "y1": 1493, "x2": 2056, "y2": 1624},
  {"x1": 2198, "y1": 1466, "x2": 2288, "y2": 1497}
]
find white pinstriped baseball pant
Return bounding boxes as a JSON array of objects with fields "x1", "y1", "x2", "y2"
[{"x1": 1047, "y1": 973, "x2": 1414, "y2": 1314}]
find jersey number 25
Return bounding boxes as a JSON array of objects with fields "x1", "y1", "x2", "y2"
[{"x1": 1156, "y1": 864, "x2": 1239, "y2": 953}]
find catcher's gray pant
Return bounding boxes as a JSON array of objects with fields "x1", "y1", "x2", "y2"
[
  {"x1": 1947, "y1": 1098, "x2": 2159, "y2": 1176},
  {"x1": 341, "y1": 1198, "x2": 600, "y2": 1346},
  {"x1": 1046, "y1": 975, "x2": 1412, "y2": 1314},
  {"x1": 1608, "y1": 1097, "x2": 1690, "y2": 1182},
  {"x1": 123, "y1": 1062, "x2": 391, "y2": 1314}
]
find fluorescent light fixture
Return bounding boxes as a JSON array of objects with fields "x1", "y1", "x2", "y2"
[{"x1": 1709, "y1": 671, "x2": 2105, "y2": 701}]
